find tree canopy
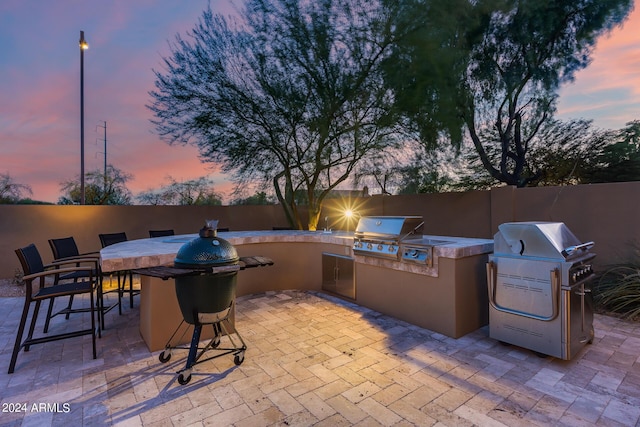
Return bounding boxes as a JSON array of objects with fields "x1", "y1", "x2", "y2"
[
  {"x1": 385, "y1": 0, "x2": 634, "y2": 187},
  {"x1": 581, "y1": 120, "x2": 640, "y2": 183},
  {"x1": 148, "y1": 0, "x2": 401, "y2": 229},
  {"x1": 137, "y1": 176, "x2": 222, "y2": 205},
  {"x1": 58, "y1": 165, "x2": 133, "y2": 205},
  {"x1": 0, "y1": 172, "x2": 33, "y2": 204},
  {"x1": 149, "y1": 0, "x2": 635, "y2": 210}
]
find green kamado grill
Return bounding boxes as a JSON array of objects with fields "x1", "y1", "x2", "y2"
[
  {"x1": 173, "y1": 220, "x2": 240, "y2": 324},
  {"x1": 160, "y1": 220, "x2": 246, "y2": 385}
]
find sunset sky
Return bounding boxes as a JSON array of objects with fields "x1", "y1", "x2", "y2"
[{"x1": 1, "y1": 1, "x2": 638, "y2": 203}]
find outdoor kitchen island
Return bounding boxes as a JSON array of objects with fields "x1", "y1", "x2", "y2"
[{"x1": 99, "y1": 230, "x2": 493, "y2": 351}]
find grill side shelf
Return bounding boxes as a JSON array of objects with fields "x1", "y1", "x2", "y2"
[
  {"x1": 132, "y1": 256, "x2": 274, "y2": 280},
  {"x1": 239, "y1": 256, "x2": 274, "y2": 268}
]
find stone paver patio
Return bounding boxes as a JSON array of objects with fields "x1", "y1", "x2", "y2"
[{"x1": 1, "y1": 290, "x2": 639, "y2": 426}]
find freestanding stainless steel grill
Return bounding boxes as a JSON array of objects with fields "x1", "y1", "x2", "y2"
[{"x1": 486, "y1": 222, "x2": 595, "y2": 360}]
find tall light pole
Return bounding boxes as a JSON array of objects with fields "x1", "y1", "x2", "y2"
[
  {"x1": 97, "y1": 120, "x2": 107, "y2": 191},
  {"x1": 79, "y1": 30, "x2": 89, "y2": 204}
]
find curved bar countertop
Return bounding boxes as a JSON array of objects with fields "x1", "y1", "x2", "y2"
[
  {"x1": 100, "y1": 230, "x2": 353, "y2": 273},
  {"x1": 99, "y1": 230, "x2": 493, "y2": 275},
  {"x1": 99, "y1": 230, "x2": 494, "y2": 350}
]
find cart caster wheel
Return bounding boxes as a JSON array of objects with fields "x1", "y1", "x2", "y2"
[
  {"x1": 213, "y1": 335, "x2": 221, "y2": 348},
  {"x1": 178, "y1": 373, "x2": 192, "y2": 385},
  {"x1": 159, "y1": 350, "x2": 171, "y2": 363},
  {"x1": 234, "y1": 352, "x2": 245, "y2": 366}
]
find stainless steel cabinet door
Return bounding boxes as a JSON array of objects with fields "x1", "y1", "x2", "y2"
[{"x1": 322, "y1": 253, "x2": 355, "y2": 299}]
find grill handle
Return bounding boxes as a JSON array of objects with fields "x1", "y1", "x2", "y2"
[
  {"x1": 486, "y1": 262, "x2": 560, "y2": 322},
  {"x1": 400, "y1": 221, "x2": 425, "y2": 241},
  {"x1": 561, "y1": 241, "x2": 595, "y2": 258}
]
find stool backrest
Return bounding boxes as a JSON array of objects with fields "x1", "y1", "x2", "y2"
[
  {"x1": 49, "y1": 237, "x2": 80, "y2": 260},
  {"x1": 99, "y1": 232, "x2": 128, "y2": 248},
  {"x1": 16, "y1": 244, "x2": 44, "y2": 276}
]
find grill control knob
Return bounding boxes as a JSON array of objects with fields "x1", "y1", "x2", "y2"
[
  {"x1": 389, "y1": 245, "x2": 395, "y2": 252},
  {"x1": 377, "y1": 244, "x2": 383, "y2": 250},
  {"x1": 367, "y1": 243, "x2": 373, "y2": 250}
]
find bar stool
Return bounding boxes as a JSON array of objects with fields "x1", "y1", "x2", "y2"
[{"x1": 99, "y1": 232, "x2": 137, "y2": 312}]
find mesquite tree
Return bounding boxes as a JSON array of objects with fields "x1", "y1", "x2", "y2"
[
  {"x1": 0, "y1": 173, "x2": 32, "y2": 203},
  {"x1": 149, "y1": 0, "x2": 400, "y2": 229},
  {"x1": 385, "y1": 0, "x2": 633, "y2": 187},
  {"x1": 58, "y1": 165, "x2": 133, "y2": 205}
]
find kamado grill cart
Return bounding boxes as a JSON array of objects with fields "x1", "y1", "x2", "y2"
[
  {"x1": 487, "y1": 222, "x2": 595, "y2": 360},
  {"x1": 134, "y1": 221, "x2": 273, "y2": 385}
]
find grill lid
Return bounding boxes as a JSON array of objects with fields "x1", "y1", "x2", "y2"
[
  {"x1": 494, "y1": 221, "x2": 593, "y2": 260},
  {"x1": 354, "y1": 216, "x2": 424, "y2": 241},
  {"x1": 174, "y1": 220, "x2": 239, "y2": 268}
]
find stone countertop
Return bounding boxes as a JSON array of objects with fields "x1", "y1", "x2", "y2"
[
  {"x1": 99, "y1": 230, "x2": 353, "y2": 273},
  {"x1": 355, "y1": 234, "x2": 494, "y2": 277},
  {"x1": 99, "y1": 230, "x2": 493, "y2": 273}
]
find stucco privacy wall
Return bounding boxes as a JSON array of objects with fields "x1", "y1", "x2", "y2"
[
  {"x1": 0, "y1": 181, "x2": 638, "y2": 278},
  {"x1": 0, "y1": 204, "x2": 291, "y2": 278},
  {"x1": 490, "y1": 182, "x2": 640, "y2": 268}
]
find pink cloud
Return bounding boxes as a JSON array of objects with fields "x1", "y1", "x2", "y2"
[
  {"x1": 557, "y1": 3, "x2": 640, "y2": 128},
  {"x1": 0, "y1": 1, "x2": 239, "y2": 203}
]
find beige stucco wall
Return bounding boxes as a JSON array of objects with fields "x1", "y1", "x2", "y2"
[
  {"x1": 0, "y1": 204, "x2": 289, "y2": 278},
  {"x1": 1, "y1": 181, "x2": 638, "y2": 278},
  {"x1": 488, "y1": 182, "x2": 640, "y2": 267}
]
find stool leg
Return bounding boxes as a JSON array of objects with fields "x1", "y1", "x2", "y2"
[
  {"x1": 24, "y1": 300, "x2": 42, "y2": 352},
  {"x1": 64, "y1": 295, "x2": 74, "y2": 320},
  {"x1": 43, "y1": 298, "x2": 55, "y2": 333},
  {"x1": 90, "y1": 288, "x2": 97, "y2": 358},
  {"x1": 128, "y1": 271, "x2": 134, "y2": 308},
  {"x1": 8, "y1": 299, "x2": 32, "y2": 374}
]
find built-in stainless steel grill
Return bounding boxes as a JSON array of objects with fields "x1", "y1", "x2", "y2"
[
  {"x1": 353, "y1": 216, "x2": 424, "y2": 260},
  {"x1": 487, "y1": 222, "x2": 595, "y2": 360},
  {"x1": 352, "y1": 216, "x2": 453, "y2": 267}
]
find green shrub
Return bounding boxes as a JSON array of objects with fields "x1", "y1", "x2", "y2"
[
  {"x1": 12, "y1": 269, "x2": 25, "y2": 286},
  {"x1": 594, "y1": 265, "x2": 640, "y2": 320}
]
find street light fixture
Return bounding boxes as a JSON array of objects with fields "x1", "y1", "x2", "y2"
[{"x1": 79, "y1": 30, "x2": 89, "y2": 204}]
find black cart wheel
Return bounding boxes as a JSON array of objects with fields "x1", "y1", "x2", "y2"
[
  {"x1": 178, "y1": 373, "x2": 192, "y2": 385},
  {"x1": 234, "y1": 352, "x2": 245, "y2": 365},
  {"x1": 159, "y1": 350, "x2": 171, "y2": 363}
]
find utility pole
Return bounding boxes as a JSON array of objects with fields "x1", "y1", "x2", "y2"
[
  {"x1": 97, "y1": 121, "x2": 107, "y2": 190},
  {"x1": 79, "y1": 31, "x2": 89, "y2": 204}
]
